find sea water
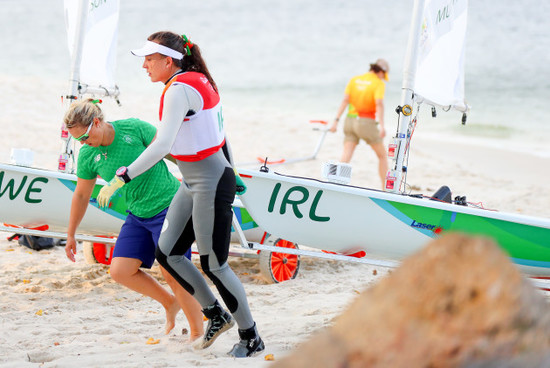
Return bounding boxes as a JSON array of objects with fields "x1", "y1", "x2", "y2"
[{"x1": 1, "y1": 0, "x2": 549, "y2": 164}]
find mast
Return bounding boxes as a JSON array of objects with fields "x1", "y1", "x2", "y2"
[
  {"x1": 385, "y1": 0, "x2": 426, "y2": 193},
  {"x1": 61, "y1": 0, "x2": 121, "y2": 173},
  {"x1": 68, "y1": 0, "x2": 88, "y2": 101},
  {"x1": 60, "y1": 0, "x2": 88, "y2": 173}
]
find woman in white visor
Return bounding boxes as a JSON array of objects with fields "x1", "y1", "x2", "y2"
[{"x1": 97, "y1": 31, "x2": 264, "y2": 358}]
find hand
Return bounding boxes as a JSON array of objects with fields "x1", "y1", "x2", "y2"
[
  {"x1": 65, "y1": 235, "x2": 77, "y2": 262},
  {"x1": 329, "y1": 118, "x2": 338, "y2": 133},
  {"x1": 97, "y1": 176, "x2": 125, "y2": 209},
  {"x1": 235, "y1": 172, "x2": 247, "y2": 195}
]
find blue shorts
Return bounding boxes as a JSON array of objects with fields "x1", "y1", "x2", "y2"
[{"x1": 113, "y1": 208, "x2": 192, "y2": 269}]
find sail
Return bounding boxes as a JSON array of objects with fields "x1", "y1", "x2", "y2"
[
  {"x1": 64, "y1": 0, "x2": 120, "y2": 93},
  {"x1": 414, "y1": 0, "x2": 468, "y2": 112}
]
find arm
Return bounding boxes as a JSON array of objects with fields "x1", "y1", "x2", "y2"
[
  {"x1": 375, "y1": 98, "x2": 386, "y2": 138},
  {"x1": 65, "y1": 177, "x2": 96, "y2": 262},
  {"x1": 126, "y1": 84, "x2": 192, "y2": 179},
  {"x1": 149, "y1": 131, "x2": 177, "y2": 164},
  {"x1": 97, "y1": 85, "x2": 197, "y2": 208},
  {"x1": 330, "y1": 94, "x2": 350, "y2": 133}
]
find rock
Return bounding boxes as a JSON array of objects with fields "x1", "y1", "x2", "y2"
[{"x1": 274, "y1": 233, "x2": 550, "y2": 368}]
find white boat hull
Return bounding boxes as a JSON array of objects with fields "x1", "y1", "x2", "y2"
[
  {"x1": 0, "y1": 163, "x2": 263, "y2": 242},
  {"x1": 237, "y1": 168, "x2": 550, "y2": 276},
  {"x1": 0, "y1": 163, "x2": 122, "y2": 235}
]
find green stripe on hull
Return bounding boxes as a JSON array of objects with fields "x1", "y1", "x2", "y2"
[
  {"x1": 374, "y1": 198, "x2": 550, "y2": 264},
  {"x1": 59, "y1": 178, "x2": 128, "y2": 220},
  {"x1": 60, "y1": 178, "x2": 260, "y2": 231},
  {"x1": 232, "y1": 206, "x2": 259, "y2": 231}
]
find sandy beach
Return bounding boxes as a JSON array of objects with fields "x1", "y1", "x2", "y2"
[
  {"x1": 1, "y1": 101, "x2": 550, "y2": 367},
  {"x1": 1, "y1": 0, "x2": 550, "y2": 365}
]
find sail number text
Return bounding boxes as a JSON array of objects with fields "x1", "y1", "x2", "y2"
[
  {"x1": 267, "y1": 183, "x2": 330, "y2": 222},
  {"x1": 0, "y1": 172, "x2": 48, "y2": 204}
]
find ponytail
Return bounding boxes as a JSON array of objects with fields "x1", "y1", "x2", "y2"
[{"x1": 148, "y1": 31, "x2": 218, "y2": 93}]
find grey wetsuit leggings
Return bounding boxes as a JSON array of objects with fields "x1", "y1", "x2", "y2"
[{"x1": 155, "y1": 149, "x2": 254, "y2": 330}]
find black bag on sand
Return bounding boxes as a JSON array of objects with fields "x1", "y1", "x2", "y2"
[{"x1": 17, "y1": 235, "x2": 58, "y2": 251}]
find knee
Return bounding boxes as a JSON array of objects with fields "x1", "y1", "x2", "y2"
[
  {"x1": 200, "y1": 255, "x2": 211, "y2": 275},
  {"x1": 200, "y1": 254, "x2": 228, "y2": 278},
  {"x1": 155, "y1": 247, "x2": 168, "y2": 268},
  {"x1": 109, "y1": 262, "x2": 129, "y2": 284}
]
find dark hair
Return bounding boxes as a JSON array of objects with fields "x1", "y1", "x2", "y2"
[
  {"x1": 369, "y1": 64, "x2": 384, "y2": 74},
  {"x1": 148, "y1": 31, "x2": 218, "y2": 93}
]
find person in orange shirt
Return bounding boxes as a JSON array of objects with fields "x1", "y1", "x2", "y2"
[{"x1": 330, "y1": 59, "x2": 389, "y2": 189}]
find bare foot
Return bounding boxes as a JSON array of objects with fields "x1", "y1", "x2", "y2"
[
  {"x1": 165, "y1": 300, "x2": 181, "y2": 335},
  {"x1": 182, "y1": 327, "x2": 203, "y2": 343},
  {"x1": 188, "y1": 332, "x2": 203, "y2": 343}
]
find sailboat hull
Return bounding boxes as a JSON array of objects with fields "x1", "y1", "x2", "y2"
[
  {"x1": 238, "y1": 168, "x2": 550, "y2": 276},
  {"x1": 0, "y1": 163, "x2": 262, "y2": 241},
  {"x1": 0, "y1": 163, "x2": 123, "y2": 235}
]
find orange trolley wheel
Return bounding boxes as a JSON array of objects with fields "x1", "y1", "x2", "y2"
[
  {"x1": 82, "y1": 241, "x2": 114, "y2": 265},
  {"x1": 82, "y1": 242, "x2": 97, "y2": 264},
  {"x1": 259, "y1": 239, "x2": 300, "y2": 283}
]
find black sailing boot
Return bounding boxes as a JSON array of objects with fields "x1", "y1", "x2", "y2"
[
  {"x1": 198, "y1": 301, "x2": 235, "y2": 349},
  {"x1": 227, "y1": 322, "x2": 265, "y2": 358}
]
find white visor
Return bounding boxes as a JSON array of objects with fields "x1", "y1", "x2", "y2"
[{"x1": 131, "y1": 41, "x2": 183, "y2": 60}]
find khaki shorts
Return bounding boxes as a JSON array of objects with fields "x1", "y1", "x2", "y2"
[{"x1": 343, "y1": 116, "x2": 382, "y2": 145}]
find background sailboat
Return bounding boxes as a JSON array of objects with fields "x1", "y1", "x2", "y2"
[
  {"x1": 235, "y1": 0, "x2": 550, "y2": 280},
  {"x1": 0, "y1": 0, "x2": 261, "y2": 252},
  {"x1": 62, "y1": 0, "x2": 121, "y2": 173},
  {"x1": 0, "y1": 0, "x2": 125, "y2": 240},
  {"x1": 388, "y1": 0, "x2": 469, "y2": 192}
]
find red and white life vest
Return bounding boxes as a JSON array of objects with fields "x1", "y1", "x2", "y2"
[{"x1": 159, "y1": 72, "x2": 225, "y2": 162}]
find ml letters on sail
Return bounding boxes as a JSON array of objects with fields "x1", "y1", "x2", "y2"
[{"x1": 415, "y1": 0, "x2": 468, "y2": 112}]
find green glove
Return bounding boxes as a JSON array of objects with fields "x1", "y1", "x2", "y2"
[
  {"x1": 235, "y1": 171, "x2": 247, "y2": 195},
  {"x1": 97, "y1": 176, "x2": 125, "y2": 209}
]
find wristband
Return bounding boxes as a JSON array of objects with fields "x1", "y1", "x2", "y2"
[{"x1": 116, "y1": 166, "x2": 132, "y2": 183}]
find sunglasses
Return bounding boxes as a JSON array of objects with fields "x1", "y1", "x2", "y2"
[{"x1": 73, "y1": 122, "x2": 93, "y2": 142}]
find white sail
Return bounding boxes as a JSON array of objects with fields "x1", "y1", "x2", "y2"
[
  {"x1": 64, "y1": 0, "x2": 120, "y2": 95},
  {"x1": 414, "y1": 0, "x2": 468, "y2": 112},
  {"x1": 388, "y1": 0, "x2": 468, "y2": 193}
]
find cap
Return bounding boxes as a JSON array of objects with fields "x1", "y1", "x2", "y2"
[
  {"x1": 131, "y1": 40, "x2": 183, "y2": 60},
  {"x1": 374, "y1": 58, "x2": 390, "y2": 81}
]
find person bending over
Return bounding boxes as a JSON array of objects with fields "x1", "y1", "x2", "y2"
[{"x1": 64, "y1": 98, "x2": 203, "y2": 339}]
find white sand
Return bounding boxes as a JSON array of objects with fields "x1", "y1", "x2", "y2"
[{"x1": 1, "y1": 79, "x2": 550, "y2": 367}]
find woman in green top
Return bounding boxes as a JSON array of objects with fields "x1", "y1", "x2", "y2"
[{"x1": 63, "y1": 99, "x2": 203, "y2": 339}]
